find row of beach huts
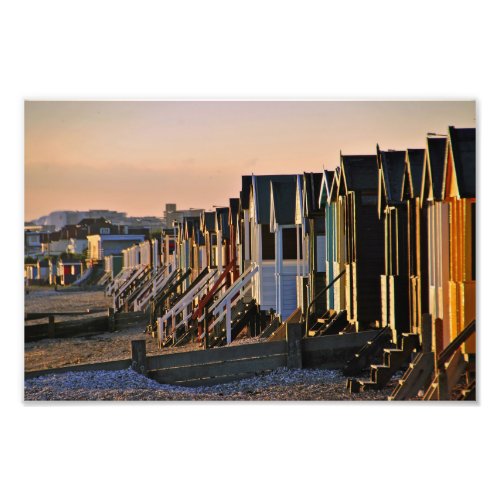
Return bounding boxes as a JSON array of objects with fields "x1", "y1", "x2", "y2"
[{"x1": 103, "y1": 125, "x2": 476, "y2": 399}]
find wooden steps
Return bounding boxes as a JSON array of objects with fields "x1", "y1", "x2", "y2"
[
  {"x1": 259, "y1": 316, "x2": 281, "y2": 340},
  {"x1": 342, "y1": 326, "x2": 393, "y2": 376},
  {"x1": 347, "y1": 332, "x2": 420, "y2": 393},
  {"x1": 307, "y1": 309, "x2": 348, "y2": 337},
  {"x1": 388, "y1": 352, "x2": 435, "y2": 400}
]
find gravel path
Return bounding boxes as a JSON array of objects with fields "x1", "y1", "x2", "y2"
[{"x1": 24, "y1": 367, "x2": 394, "y2": 401}]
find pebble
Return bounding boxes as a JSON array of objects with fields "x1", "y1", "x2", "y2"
[{"x1": 24, "y1": 367, "x2": 393, "y2": 401}]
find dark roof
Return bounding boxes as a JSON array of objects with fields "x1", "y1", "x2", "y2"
[
  {"x1": 202, "y1": 211, "x2": 216, "y2": 232},
  {"x1": 229, "y1": 198, "x2": 239, "y2": 226},
  {"x1": 327, "y1": 168, "x2": 342, "y2": 204},
  {"x1": 425, "y1": 137, "x2": 447, "y2": 200},
  {"x1": 319, "y1": 170, "x2": 336, "y2": 207},
  {"x1": 303, "y1": 172, "x2": 324, "y2": 217},
  {"x1": 240, "y1": 176, "x2": 253, "y2": 210},
  {"x1": 341, "y1": 155, "x2": 378, "y2": 192},
  {"x1": 406, "y1": 149, "x2": 425, "y2": 198},
  {"x1": 270, "y1": 180, "x2": 297, "y2": 225},
  {"x1": 252, "y1": 175, "x2": 296, "y2": 224},
  {"x1": 377, "y1": 148, "x2": 407, "y2": 205},
  {"x1": 77, "y1": 217, "x2": 111, "y2": 226},
  {"x1": 38, "y1": 256, "x2": 57, "y2": 267},
  {"x1": 447, "y1": 126, "x2": 476, "y2": 198},
  {"x1": 59, "y1": 256, "x2": 82, "y2": 264},
  {"x1": 215, "y1": 207, "x2": 230, "y2": 239}
]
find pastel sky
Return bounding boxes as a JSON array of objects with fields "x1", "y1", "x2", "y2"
[{"x1": 24, "y1": 100, "x2": 475, "y2": 221}]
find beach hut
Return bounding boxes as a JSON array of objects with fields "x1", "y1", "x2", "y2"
[
  {"x1": 302, "y1": 172, "x2": 326, "y2": 314},
  {"x1": 319, "y1": 169, "x2": 338, "y2": 311},
  {"x1": 57, "y1": 256, "x2": 83, "y2": 285},
  {"x1": 443, "y1": 126, "x2": 476, "y2": 353},
  {"x1": 237, "y1": 176, "x2": 253, "y2": 274},
  {"x1": 337, "y1": 154, "x2": 384, "y2": 331},
  {"x1": 201, "y1": 211, "x2": 217, "y2": 270},
  {"x1": 402, "y1": 148, "x2": 427, "y2": 334},
  {"x1": 377, "y1": 146, "x2": 410, "y2": 338},
  {"x1": 248, "y1": 174, "x2": 296, "y2": 312},
  {"x1": 420, "y1": 136, "x2": 450, "y2": 352},
  {"x1": 229, "y1": 198, "x2": 240, "y2": 282},
  {"x1": 269, "y1": 177, "x2": 302, "y2": 320},
  {"x1": 294, "y1": 175, "x2": 309, "y2": 313}
]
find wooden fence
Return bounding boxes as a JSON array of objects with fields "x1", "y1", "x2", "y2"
[
  {"x1": 25, "y1": 326, "x2": 382, "y2": 387},
  {"x1": 25, "y1": 309, "x2": 148, "y2": 342}
]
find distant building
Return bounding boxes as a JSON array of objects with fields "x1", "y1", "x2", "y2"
[
  {"x1": 57, "y1": 256, "x2": 84, "y2": 285},
  {"x1": 163, "y1": 203, "x2": 203, "y2": 229},
  {"x1": 87, "y1": 234, "x2": 146, "y2": 261},
  {"x1": 34, "y1": 210, "x2": 127, "y2": 230}
]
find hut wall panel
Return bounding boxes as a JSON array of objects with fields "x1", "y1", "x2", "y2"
[
  {"x1": 389, "y1": 275, "x2": 410, "y2": 338},
  {"x1": 260, "y1": 261, "x2": 276, "y2": 311},
  {"x1": 345, "y1": 263, "x2": 353, "y2": 321},
  {"x1": 381, "y1": 275, "x2": 389, "y2": 327},
  {"x1": 333, "y1": 262, "x2": 346, "y2": 313}
]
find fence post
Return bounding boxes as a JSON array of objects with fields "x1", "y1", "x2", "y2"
[
  {"x1": 286, "y1": 323, "x2": 303, "y2": 369},
  {"x1": 203, "y1": 306, "x2": 209, "y2": 350},
  {"x1": 48, "y1": 315, "x2": 55, "y2": 338},
  {"x1": 226, "y1": 301, "x2": 232, "y2": 344},
  {"x1": 131, "y1": 340, "x2": 147, "y2": 375},
  {"x1": 108, "y1": 307, "x2": 116, "y2": 332}
]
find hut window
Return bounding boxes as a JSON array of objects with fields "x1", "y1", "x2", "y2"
[
  {"x1": 261, "y1": 224, "x2": 275, "y2": 260},
  {"x1": 282, "y1": 227, "x2": 302, "y2": 260}
]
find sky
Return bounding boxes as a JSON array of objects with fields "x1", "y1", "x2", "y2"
[{"x1": 24, "y1": 100, "x2": 475, "y2": 221}]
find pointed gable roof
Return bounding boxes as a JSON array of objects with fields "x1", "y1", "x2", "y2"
[
  {"x1": 229, "y1": 198, "x2": 239, "y2": 227},
  {"x1": 319, "y1": 170, "x2": 335, "y2": 208},
  {"x1": 444, "y1": 126, "x2": 476, "y2": 199},
  {"x1": 302, "y1": 172, "x2": 324, "y2": 217},
  {"x1": 405, "y1": 149, "x2": 425, "y2": 199},
  {"x1": 201, "y1": 211, "x2": 216, "y2": 233},
  {"x1": 421, "y1": 136, "x2": 447, "y2": 202},
  {"x1": 251, "y1": 174, "x2": 296, "y2": 224},
  {"x1": 327, "y1": 168, "x2": 342, "y2": 204},
  {"x1": 295, "y1": 174, "x2": 304, "y2": 225},
  {"x1": 270, "y1": 179, "x2": 297, "y2": 231},
  {"x1": 341, "y1": 154, "x2": 378, "y2": 193},
  {"x1": 377, "y1": 146, "x2": 407, "y2": 211},
  {"x1": 215, "y1": 207, "x2": 230, "y2": 239},
  {"x1": 240, "y1": 175, "x2": 253, "y2": 210}
]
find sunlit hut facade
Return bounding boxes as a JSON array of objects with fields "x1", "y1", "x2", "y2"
[
  {"x1": 302, "y1": 172, "x2": 326, "y2": 314},
  {"x1": 338, "y1": 154, "x2": 384, "y2": 331},
  {"x1": 269, "y1": 177, "x2": 302, "y2": 321},
  {"x1": 421, "y1": 135, "x2": 450, "y2": 351},
  {"x1": 319, "y1": 169, "x2": 337, "y2": 311},
  {"x1": 377, "y1": 146, "x2": 410, "y2": 340},
  {"x1": 326, "y1": 169, "x2": 348, "y2": 315},
  {"x1": 402, "y1": 148, "x2": 427, "y2": 335},
  {"x1": 443, "y1": 126, "x2": 476, "y2": 353},
  {"x1": 248, "y1": 174, "x2": 296, "y2": 313}
]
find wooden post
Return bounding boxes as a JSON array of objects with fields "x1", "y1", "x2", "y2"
[
  {"x1": 131, "y1": 340, "x2": 147, "y2": 375},
  {"x1": 203, "y1": 307, "x2": 209, "y2": 350},
  {"x1": 226, "y1": 301, "x2": 232, "y2": 344},
  {"x1": 48, "y1": 315, "x2": 55, "y2": 338},
  {"x1": 432, "y1": 318, "x2": 444, "y2": 355},
  {"x1": 107, "y1": 307, "x2": 116, "y2": 332},
  {"x1": 286, "y1": 323, "x2": 303, "y2": 369},
  {"x1": 421, "y1": 313, "x2": 432, "y2": 353}
]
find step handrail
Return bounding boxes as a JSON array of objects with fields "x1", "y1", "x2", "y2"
[
  {"x1": 209, "y1": 264, "x2": 258, "y2": 317},
  {"x1": 437, "y1": 320, "x2": 476, "y2": 370},
  {"x1": 192, "y1": 259, "x2": 236, "y2": 321},
  {"x1": 305, "y1": 269, "x2": 346, "y2": 335}
]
